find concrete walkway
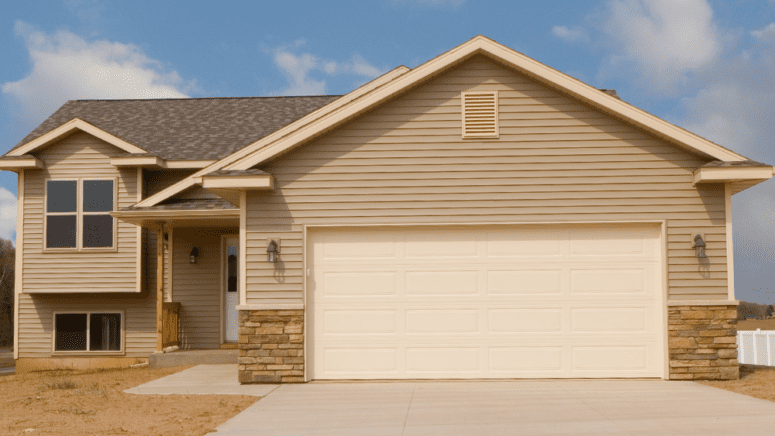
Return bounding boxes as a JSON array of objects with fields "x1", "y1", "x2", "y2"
[
  {"x1": 124, "y1": 364, "x2": 277, "y2": 396},
  {"x1": 207, "y1": 379, "x2": 775, "y2": 436}
]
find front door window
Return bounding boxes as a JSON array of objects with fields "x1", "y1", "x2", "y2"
[{"x1": 224, "y1": 238, "x2": 239, "y2": 342}]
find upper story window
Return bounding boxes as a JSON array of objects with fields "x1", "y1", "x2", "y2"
[{"x1": 46, "y1": 179, "x2": 115, "y2": 249}]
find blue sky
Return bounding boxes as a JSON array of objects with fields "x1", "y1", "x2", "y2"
[{"x1": 1, "y1": 0, "x2": 774, "y2": 303}]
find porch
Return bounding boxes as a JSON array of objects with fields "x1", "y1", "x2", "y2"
[{"x1": 150, "y1": 224, "x2": 241, "y2": 356}]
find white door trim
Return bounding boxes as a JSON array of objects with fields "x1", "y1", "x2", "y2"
[{"x1": 222, "y1": 235, "x2": 240, "y2": 343}]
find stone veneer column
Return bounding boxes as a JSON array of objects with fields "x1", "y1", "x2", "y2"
[
  {"x1": 238, "y1": 310, "x2": 304, "y2": 383},
  {"x1": 668, "y1": 305, "x2": 739, "y2": 380}
]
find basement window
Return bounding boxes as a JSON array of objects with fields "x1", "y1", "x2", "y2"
[
  {"x1": 54, "y1": 312, "x2": 122, "y2": 352},
  {"x1": 461, "y1": 91, "x2": 499, "y2": 139}
]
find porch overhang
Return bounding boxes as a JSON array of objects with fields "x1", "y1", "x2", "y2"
[
  {"x1": 197, "y1": 169, "x2": 274, "y2": 205},
  {"x1": 112, "y1": 198, "x2": 239, "y2": 227},
  {"x1": 693, "y1": 161, "x2": 775, "y2": 194}
]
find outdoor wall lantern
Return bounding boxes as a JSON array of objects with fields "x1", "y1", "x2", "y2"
[
  {"x1": 267, "y1": 239, "x2": 280, "y2": 263},
  {"x1": 693, "y1": 234, "x2": 706, "y2": 258},
  {"x1": 190, "y1": 247, "x2": 199, "y2": 264}
]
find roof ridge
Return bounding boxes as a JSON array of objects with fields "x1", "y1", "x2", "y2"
[{"x1": 72, "y1": 95, "x2": 344, "y2": 102}]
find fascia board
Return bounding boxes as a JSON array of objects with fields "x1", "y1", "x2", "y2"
[
  {"x1": 201, "y1": 175, "x2": 274, "y2": 190},
  {"x1": 110, "y1": 155, "x2": 166, "y2": 168},
  {"x1": 134, "y1": 65, "x2": 411, "y2": 208},
  {"x1": 9, "y1": 118, "x2": 147, "y2": 156},
  {"x1": 165, "y1": 160, "x2": 216, "y2": 169},
  {"x1": 0, "y1": 157, "x2": 44, "y2": 170},
  {"x1": 111, "y1": 209, "x2": 239, "y2": 220},
  {"x1": 693, "y1": 166, "x2": 775, "y2": 184}
]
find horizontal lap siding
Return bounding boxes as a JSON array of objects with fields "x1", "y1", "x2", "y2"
[
  {"x1": 172, "y1": 228, "x2": 237, "y2": 349},
  {"x1": 244, "y1": 55, "x2": 727, "y2": 304},
  {"x1": 19, "y1": 132, "x2": 152, "y2": 357}
]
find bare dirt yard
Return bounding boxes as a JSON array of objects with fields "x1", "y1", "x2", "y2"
[
  {"x1": 0, "y1": 365, "x2": 258, "y2": 435},
  {"x1": 697, "y1": 364, "x2": 775, "y2": 403},
  {"x1": 736, "y1": 319, "x2": 775, "y2": 331}
]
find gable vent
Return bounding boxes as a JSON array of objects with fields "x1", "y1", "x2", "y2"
[{"x1": 462, "y1": 91, "x2": 499, "y2": 139}]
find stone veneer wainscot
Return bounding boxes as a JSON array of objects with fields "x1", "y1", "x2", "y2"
[
  {"x1": 238, "y1": 310, "x2": 304, "y2": 383},
  {"x1": 668, "y1": 305, "x2": 739, "y2": 380}
]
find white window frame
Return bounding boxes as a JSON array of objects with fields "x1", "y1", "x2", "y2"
[
  {"x1": 52, "y1": 310, "x2": 125, "y2": 355},
  {"x1": 44, "y1": 177, "x2": 118, "y2": 252}
]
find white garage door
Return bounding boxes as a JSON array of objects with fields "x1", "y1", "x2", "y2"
[{"x1": 307, "y1": 224, "x2": 664, "y2": 380}]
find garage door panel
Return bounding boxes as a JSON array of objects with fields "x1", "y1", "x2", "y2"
[
  {"x1": 309, "y1": 225, "x2": 664, "y2": 379},
  {"x1": 322, "y1": 310, "x2": 398, "y2": 335},
  {"x1": 487, "y1": 270, "x2": 562, "y2": 295},
  {"x1": 571, "y1": 346, "x2": 650, "y2": 371},
  {"x1": 486, "y1": 227, "x2": 564, "y2": 257},
  {"x1": 570, "y1": 308, "x2": 648, "y2": 333},
  {"x1": 322, "y1": 272, "x2": 398, "y2": 296},
  {"x1": 570, "y1": 269, "x2": 648, "y2": 294},
  {"x1": 404, "y1": 230, "x2": 479, "y2": 258},
  {"x1": 405, "y1": 271, "x2": 479, "y2": 295},
  {"x1": 488, "y1": 309, "x2": 563, "y2": 333},
  {"x1": 406, "y1": 348, "x2": 480, "y2": 372},
  {"x1": 489, "y1": 347, "x2": 564, "y2": 372},
  {"x1": 405, "y1": 309, "x2": 479, "y2": 334}
]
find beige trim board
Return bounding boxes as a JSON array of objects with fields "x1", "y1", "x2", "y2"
[
  {"x1": 14, "y1": 170, "x2": 23, "y2": 360},
  {"x1": 166, "y1": 160, "x2": 216, "y2": 169},
  {"x1": 239, "y1": 191, "x2": 247, "y2": 306},
  {"x1": 201, "y1": 175, "x2": 274, "y2": 190},
  {"x1": 111, "y1": 155, "x2": 165, "y2": 168},
  {"x1": 667, "y1": 300, "x2": 740, "y2": 306},
  {"x1": 725, "y1": 183, "x2": 735, "y2": 301},
  {"x1": 134, "y1": 65, "x2": 412, "y2": 208},
  {"x1": 9, "y1": 118, "x2": 146, "y2": 156},
  {"x1": 693, "y1": 166, "x2": 774, "y2": 185},
  {"x1": 236, "y1": 304, "x2": 304, "y2": 311},
  {"x1": 111, "y1": 156, "x2": 218, "y2": 170},
  {"x1": 0, "y1": 157, "x2": 43, "y2": 171}
]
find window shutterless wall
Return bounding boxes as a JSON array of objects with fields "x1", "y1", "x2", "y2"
[
  {"x1": 51, "y1": 310, "x2": 125, "y2": 355},
  {"x1": 43, "y1": 177, "x2": 118, "y2": 252}
]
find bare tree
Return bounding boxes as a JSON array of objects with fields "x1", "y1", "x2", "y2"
[{"x1": 0, "y1": 239, "x2": 14, "y2": 347}]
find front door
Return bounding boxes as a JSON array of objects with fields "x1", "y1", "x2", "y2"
[{"x1": 224, "y1": 237, "x2": 239, "y2": 343}]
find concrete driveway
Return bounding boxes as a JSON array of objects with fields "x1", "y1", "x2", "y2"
[{"x1": 208, "y1": 379, "x2": 775, "y2": 435}]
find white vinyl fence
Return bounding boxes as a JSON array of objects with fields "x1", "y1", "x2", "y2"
[{"x1": 738, "y1": 330, "x2": 775, "y2": 366}]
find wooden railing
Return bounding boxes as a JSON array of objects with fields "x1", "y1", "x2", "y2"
[{"x1": 162, "y1": 302, "x2": 181, "y2": 348}]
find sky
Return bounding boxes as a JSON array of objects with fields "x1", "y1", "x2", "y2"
[{"x1": 0, "y1": 0, "x2": 774, "y2": 303}]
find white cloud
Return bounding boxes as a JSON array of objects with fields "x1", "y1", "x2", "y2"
[
  {"x1": 552, "y1": 25, "x2": 589, "y2": 43},
  {"x1": 0, "y1": 188, "x2": 16, "y2": 244},
  {"x1": 751, "y1": 23, "x2": 775, "y2": 45},
  {"x1": 272, "y1": 45, "x2": 386, "y2": 96},
  {"x1": 596, "y1": 0, "x2": 728, "y2": 95},
  {"x1": 2, "y1": 21, "x2": 192, "y2": 128}
]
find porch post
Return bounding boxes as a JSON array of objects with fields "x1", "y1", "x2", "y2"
[{"x1": 155, "y1": 224, "x2": 165, "y2": 352}]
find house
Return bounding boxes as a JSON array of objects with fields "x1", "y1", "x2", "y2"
[{"x1": 1, "y1": 36, "x2": 772, "y2": 382}]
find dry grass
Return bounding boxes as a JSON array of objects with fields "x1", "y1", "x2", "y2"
[
  {"x1": 0, "y1": 365, "x2": 259, "y2": 435},
  {"x1": 696, "y1": 364, "x2": 775, "y2": 403},
  {"x1": 736, "y1": 319, "x2": 775, "y2": 331}
]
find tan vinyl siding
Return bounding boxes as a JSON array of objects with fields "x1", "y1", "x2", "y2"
[
  {"x1": 245, "y1": 55, "x2": 727, "y2": 304},
  {"x1": 18, "y1": 132, "x2": 152, "y2": 357},
  {"x1": 171, "y1": 228, "x2": 236, "y2": 348},
  {"x1": 22, "y1": 132, "x2": 139, "y2": 292}
]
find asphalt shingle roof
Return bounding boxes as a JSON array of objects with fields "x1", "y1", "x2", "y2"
[
  {"x1": 702, "y1": 160, "x2": 771, "y2": 168},
  {"x1": 121, "y1": 198, "x2": 237, "y2": 211},
  {"x1": 9, "y1": 96, "x2": 342, "y2": 161}
]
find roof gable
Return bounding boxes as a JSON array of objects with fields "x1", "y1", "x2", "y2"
[
  {"x1": 7, "y1": 118, "x2": 148, "y2": 156},
  {"x1": 134, "y1": 35, "x2": 753, "y2": 207},
  {"x1": 7, "y1": 96, "x2": 341, "y2": 161}
]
